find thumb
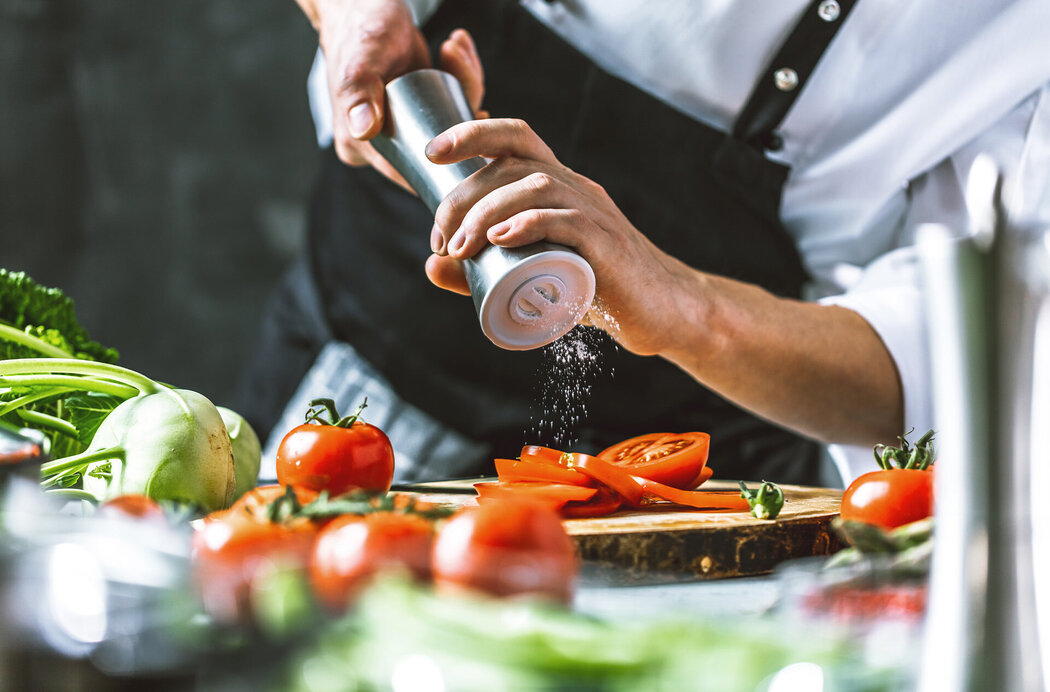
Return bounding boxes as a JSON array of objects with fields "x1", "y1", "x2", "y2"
[{"x1": 438, "y1": 29, "x2": 485, "y2": 115}]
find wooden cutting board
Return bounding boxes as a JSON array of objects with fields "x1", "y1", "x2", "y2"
[{"x1": 400, "y1": 479, "x2": 845, "y2": 584}]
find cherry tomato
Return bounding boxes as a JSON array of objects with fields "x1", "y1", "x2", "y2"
[
  {"x1": 840, "y1": 468, "x2": 933, "y2": 530},
  {"x1": 232, "y1": 484, "x2": 320, "y2": 515},
  {"x1": 192, "y1": 508, "x2": 318, "y2": 623},
  {"x1": 431, "y1": 499, "x2": 577, "y2": 603},
  {"x1": 598, "y1": 432, "x2": 710, "y2": 489},
  {"x1": 276, "y1": 420, "x2": 394, "y2": 496},
  {"x1": 309, "y1": 512, "x2": 433, "y2": 613},
  {"x1": 97, "y1": 494, "x2": 167, "y2": 523}
]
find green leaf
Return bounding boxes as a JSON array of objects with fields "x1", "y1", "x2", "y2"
[
  {"x1": 86, "y1": 462, "x2": 111, "y2": 480},
  {"x1": 0, "y1": 269, "x2": 118, "y2": 363},
  {"x1": 64, "y1": 393, "x2": 123, "y2": 446}
]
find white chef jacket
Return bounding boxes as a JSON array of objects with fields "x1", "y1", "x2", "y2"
[{"x1": 307, "y1": 0, "x2": 1050, "y2": 484}]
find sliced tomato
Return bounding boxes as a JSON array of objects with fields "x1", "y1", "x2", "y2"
[
  {"x1": 564, "y1": 453, "x2": 646, "y2": 508},
  {"x1": 495, "y1": 458, "x2": 593, "y2": 487},
  {"x1": 519, "y1": 445, "x2": 568, "y2": 465},
  {"x1": 473, "y1": 481, "x2": 597, "y2": 510},
  {"x1": 634, "y1": 473, "x2": 751, "y2": 512},
  {"x1": 687, "y1": 466, "x2": 715, "y2": 488},
  {"x1": 560, "y1": 487, "x2": 623, "y2": 518},
  {"x1": 598, "y1": 432, "x2": 710, "y2": 489}
]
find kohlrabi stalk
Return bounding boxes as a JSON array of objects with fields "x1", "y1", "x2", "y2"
[
  {"x1": 0, "y1": 322, "x2": 73, "y2": 359},
  {"x1": 1, "y1": 358, "x2": 237, "y2": 511}
]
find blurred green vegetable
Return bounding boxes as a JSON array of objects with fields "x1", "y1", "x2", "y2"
[
  {"x1": 219, "y1": 405, "x2": 262, "y2": 501},
  {"x1": 280, "y1": 578, "x2": 900, "y2": 692}
]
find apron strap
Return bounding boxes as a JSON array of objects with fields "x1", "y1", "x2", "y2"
[{"x1": 732, "y1": 0, "x2": 859, "y2": 150}]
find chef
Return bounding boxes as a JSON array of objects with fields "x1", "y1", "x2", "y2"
[{"x1": 237, "y1": 0, "x2": 1050, "y2": 487}]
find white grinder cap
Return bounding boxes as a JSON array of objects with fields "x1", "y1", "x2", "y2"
[{"x1": 478, "y1": 249, "x2": 596, "y2": 350}]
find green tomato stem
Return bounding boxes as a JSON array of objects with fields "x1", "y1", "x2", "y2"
[{"x1": 305, "y1": 396, "x2": 368, "y2": 428}]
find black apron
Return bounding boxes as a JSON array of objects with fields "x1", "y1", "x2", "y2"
[{"x1": 237, "y1": 0, "x2": 857, "y2": 485}]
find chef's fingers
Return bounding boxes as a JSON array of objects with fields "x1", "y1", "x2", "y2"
[
  {"x1": 438, "y1": 29, "x2": 485, "y2": 115},
  {"x1": 426, "y1": 118, "x2": 558, "y2": 167},
  {"x1": 424, "y1": 254, "x2": 471, "y2": 295},
  {"x1": 443, "y1": 171, "x2": 587, "y2": 260},
  {"x1": 320, "y1": 0, "x2": 430, "y2": 166},
  {"x1": 485, "y1": 207, "x2": 598, "y2": 251}
]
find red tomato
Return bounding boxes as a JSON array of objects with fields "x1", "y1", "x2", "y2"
[
  {"x1": 565, "y1": 453, "x2": 646, "y2": 507},
  {"x1": 560, "y1": 487, "x2": 622, "y2": 518},
  {"x1": 309, "y1": 512, "x2": 433, "y2": 613},
  {"x1": 276, "y1": 421, "x2": 394, "y2": 496},
  {"x1": 232, "y1": 484, "x2": 320, "y2": 515},
  {"x1": 634, "y1": 473, "x2": 751, "y2": 512},
  {"x1": 192, "y1": 508, "x2": 318, "y2": 623},
  {"x1": 431, "y1": 499, "x2": 577, "y2": 603},
  {"x1": 495, "y1": 457, "x2": 593, "y2": 486},
  {"x1": 97, "y1": 494, "x2": 167, "y2": 523},
  {"x1": 840, "y1": 469, "x2": 933, "y2": 530},
  {"x1": 519, "y1": 445, "x2": 568, "y2": 465},
  {"x1": 598, "y1": 432, "x2": 710, "y2": 489},
  {"x1": 474, "y1": 481, "x2": 597, "y2": 510}
]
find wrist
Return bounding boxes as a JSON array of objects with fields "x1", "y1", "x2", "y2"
[{"x1": 658, "y1": 267, "x2": 726, "y2": 370}]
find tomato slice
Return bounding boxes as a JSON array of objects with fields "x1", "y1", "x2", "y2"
[
  {"x1": 519, "y1": 445, "x2": 570, "y2": 466},
  {"x1": 560, "y1": 487, "x2": 623, "y2": 518},
  {"x1": 473, "y1": 481, "x2": 597, "y2": 510},
  {"x1": 564, "y1": 453, "x2": 646, "y2": 508},
  {"x1": 495, "y1": 458, "x2": 593, "y2": 487},
  {"x1": 633, "y1": 473, "x2": 751, "y2": 512},
  {"x1": 598, "y1": 432, "x2": 710, "y2": 489},
  {"x1": 687, "y1": 466, "x2": 715, "y2": 488}
]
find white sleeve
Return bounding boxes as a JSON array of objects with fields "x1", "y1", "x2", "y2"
[
  {"x1": 821, "y1": 83, "x2": 1050, "y2": 485},
  {"x1": 401, "y1": 0, "x2": 443, "y2": 24}
]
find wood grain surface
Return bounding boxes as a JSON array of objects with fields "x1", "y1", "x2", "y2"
[{"x1": 403, "y1": 479, "x2": 845, "y2": 584}]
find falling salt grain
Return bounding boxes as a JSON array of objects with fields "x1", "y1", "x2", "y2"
[{"x1": 528, "y1": 303, "x2": 620, "y2": 447}]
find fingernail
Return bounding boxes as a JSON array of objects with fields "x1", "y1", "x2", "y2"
[
  {"x1": 426, "y1": 136, "x2": 451, "y2": 159},
  {"x1": 448, "y1": 230, "x2": 465, "y2": 254},
  {"x1": 348, "y1": 102, "x2": 374, "y2": 138},
  {"x1": 488, "y1": 221, "x2": 510, "y2": 239},
  {"x1": 430, "y1": 225, "x2": 445, "y2": 253}
]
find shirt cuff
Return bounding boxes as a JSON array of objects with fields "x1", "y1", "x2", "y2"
[{"x1": 818, "y1": 249, "x2": 933, "y2": 484}]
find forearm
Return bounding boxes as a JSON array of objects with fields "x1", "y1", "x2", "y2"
[{"x1": 661, "y1": 270, "x2": 904, "y2": 447}]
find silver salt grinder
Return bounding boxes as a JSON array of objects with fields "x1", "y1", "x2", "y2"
[{"x1": 370, "y1": 69, "x2": 596, "y2": 350}]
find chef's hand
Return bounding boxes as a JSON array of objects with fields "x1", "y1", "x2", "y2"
[
  {"x1": 423, "y1": 118, "x2": 703, "y2": 357},
  {"x1": 295, "y1": 0, "x2": 486, "y2": 188}
]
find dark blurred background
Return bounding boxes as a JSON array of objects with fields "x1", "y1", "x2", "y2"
[{"x1": 1, "y1": 0, "x2": 318, "y2": 409}]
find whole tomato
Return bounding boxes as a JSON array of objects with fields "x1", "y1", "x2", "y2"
[
  {"x1": 310, "y1": 511, "x2": 433, "y2": 613},
  {"x1": 840, "y1": 430, "x2": 936, "y2": 531},
  {"x1": 233, "y1": 484, "x2": 320, "y2": 515},
  {"x1": 276, "y1": 398, "x2": 394, "y2": 496},
  {"x1": 192, "y1": 507, "x2": 318, "y2": 623},
  {"x1": 840, "y1": 469, "x2": 933, "y2": 531},
  {"x1": 431, "y1": 498, "x2": 577, "y2": 603},
  {"x1": 97, "y1": 494, "x2": 167, "y2": 523}
]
